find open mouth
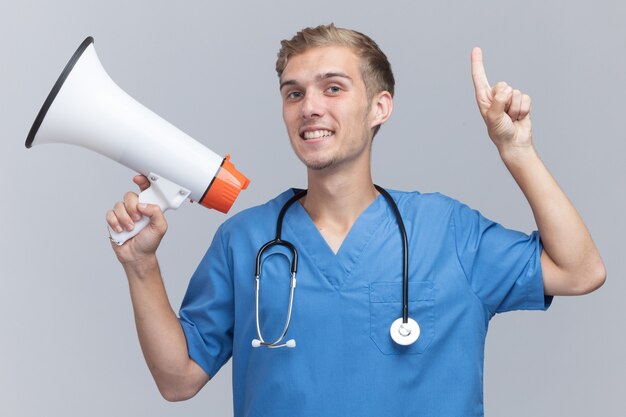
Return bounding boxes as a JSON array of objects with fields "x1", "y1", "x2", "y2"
[{"x1": 301, "y1": 129, "x2": 335, "y2": 140}]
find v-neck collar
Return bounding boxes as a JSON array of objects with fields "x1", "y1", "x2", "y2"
[{"x1": 282, "y1": 189, "x2": 387, "y2": 289}]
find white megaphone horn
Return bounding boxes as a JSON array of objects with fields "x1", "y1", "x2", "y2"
[{"x1": 26, "y1": 37, "x2": 250, "y2": 245}]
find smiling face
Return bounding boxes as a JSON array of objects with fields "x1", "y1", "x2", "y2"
[{"x1": 280, "y1": 46, "x2": 387, "y2": 172}]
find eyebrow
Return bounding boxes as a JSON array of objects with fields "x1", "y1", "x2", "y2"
[{"x1": 279, "y1": 72, "x2": 353, "y2": 91}]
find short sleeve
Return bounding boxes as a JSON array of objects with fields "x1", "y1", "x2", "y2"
[
  {"x1": 451, "y1": 201, "x2": 553, "y2": 316},
  {"x1": 178, "y1": 225, "x2": 234, "y2": 378}
]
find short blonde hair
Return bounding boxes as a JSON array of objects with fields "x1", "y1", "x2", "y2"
[{"x1": 276, "y1": 23, "x2": 395, "y2": 100}]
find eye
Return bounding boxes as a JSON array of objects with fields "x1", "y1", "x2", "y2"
[
  {"x1": 326, "y1": 85, "x2": 342, "y2": 95},
  {"x1": 285, "y1": 91, "x2": 303, "y2": 101}
]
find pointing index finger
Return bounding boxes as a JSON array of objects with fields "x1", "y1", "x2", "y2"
[{"x1": 471, "y1": 47, "x2": 490, "y2": 92}]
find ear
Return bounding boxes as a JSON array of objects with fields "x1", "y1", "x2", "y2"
[{"x1": 369, "y1": 91, "x2": 393, "y2": 129}]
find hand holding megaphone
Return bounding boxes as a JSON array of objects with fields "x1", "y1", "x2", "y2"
[
  {"x1": 106, "y1": 171, "x2": 190, "y2": 245},
  {"x1": 27, "y1": 37, "x2": 250, "y2": 245},
  {"x1": 107, "y1": 175, "x2": 168, "y2": 262}
]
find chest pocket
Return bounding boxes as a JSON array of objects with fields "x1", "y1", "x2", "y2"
[{"x1": 369, "y1": 281, "x2": 435, "y2": 355}]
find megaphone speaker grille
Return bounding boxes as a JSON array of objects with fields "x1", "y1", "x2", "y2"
[{"x1": 25, "y1": 36, "x2": 95, "y2": 149}]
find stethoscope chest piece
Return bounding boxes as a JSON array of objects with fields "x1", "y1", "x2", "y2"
[{"x1": 390, "y1": 317, "x2": 420, "y2": 346}]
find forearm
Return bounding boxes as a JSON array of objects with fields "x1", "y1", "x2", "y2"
[
  {"x1": 123, "y1": 256, "x2": 208, "y2": 400},
  {"x1": 470, "y1": 49, "x2": 605, "y2": 294},
  {"x1": 500, "y1": 145, "x2": 606, "y2": 293}
]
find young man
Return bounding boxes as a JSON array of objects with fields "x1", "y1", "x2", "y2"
[{"x1": 107, "y1": 24, "x2": 605, "y2": 416}]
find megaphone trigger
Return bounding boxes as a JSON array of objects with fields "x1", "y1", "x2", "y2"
[{"x1": 108, "y1": 173, "x2": 190, "y2": 245}]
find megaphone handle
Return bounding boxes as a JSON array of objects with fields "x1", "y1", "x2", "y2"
[
  {"x1": 108, "y1": 173, "x2": 190, "y2": 246},
  {"x1": 108, "y1": 210, "x2": 158, "y2": 246}
]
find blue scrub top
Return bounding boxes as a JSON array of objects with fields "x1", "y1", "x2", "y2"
[{"x1": 179, "y1": 189, "x2": 552, "y2": 417}]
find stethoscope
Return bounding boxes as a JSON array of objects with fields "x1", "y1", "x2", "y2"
[{"x1": 252, "y1": 185, "x2": 419, "y2": 349}]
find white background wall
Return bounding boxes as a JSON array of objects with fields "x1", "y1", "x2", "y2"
[{"x1": 1, "y1": 1, "x2": 623, "y2": 415}]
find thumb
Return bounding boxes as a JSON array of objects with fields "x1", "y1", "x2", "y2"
[
  {"x1": 486, "y1": 83, "x2": 513, "y2": 125},
  {"x1": 137, "y1": 203, "x2": 167, "y2": 234},
  {"x1": 133, "y1": 175, "x2": 151, "y2": 192}
]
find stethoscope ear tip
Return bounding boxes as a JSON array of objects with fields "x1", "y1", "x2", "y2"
[
  {"x1": 286, "y1": 339, "x2": 296, "y2": 348},
  {"x1": 252, "y1": 339, "x2": 262, "y2": 348}
]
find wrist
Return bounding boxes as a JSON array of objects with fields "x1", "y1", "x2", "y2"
[
  {"x1": 498, "y1": 143, "x2": 539, "y2": 167},
  {"x1": 121, "y1": 253, "x2": 160, "y2": 278}
]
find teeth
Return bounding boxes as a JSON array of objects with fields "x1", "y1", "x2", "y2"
[{"x1": 303, "y1": 130, "x2": 333, "y2": 139}]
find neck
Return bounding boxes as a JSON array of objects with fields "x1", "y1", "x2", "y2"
[{"x1": 302, "y1": 161, "x2": 378, "y2": 231}]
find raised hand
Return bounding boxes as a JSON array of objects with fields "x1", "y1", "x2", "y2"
[{"x1": 471, "y1": 47, "x2": 533, "y2": 154}]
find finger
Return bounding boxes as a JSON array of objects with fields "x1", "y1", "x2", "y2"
[
  {"x1": 106, "y1": 210, "x2": 124, "y2": 234},
  {"x1": 113, "y1": 201, "x2": 135, "y2": 232},
  {"x1": 507, "y1": 89, "x2": 522, "y2": 121},
  {"x1": 486, "y1": 83, "x2": 513, "y2": 123},
  {"x1": 123, "y1": 191, "x2": 142, "y2": 222},
  {"x1": 137, "y1": 203, "x2": 168, "y2": 235},
  {"x1": 133, "y1": 175, "x2": 151, "y2": 192},
  {"x1": 519, "y1": 94, "x2": 531, "y2": 120},
  {"x1": 493, "y1": 82, "x2": 511, "y2": 113},
  {"x1": 471, "y1": 47, "x2": 491, "y2": 93}
]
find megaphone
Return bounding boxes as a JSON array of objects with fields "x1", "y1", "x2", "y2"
[{"x1": 26, "y1": 37, "x2": 250, "y2": 245}]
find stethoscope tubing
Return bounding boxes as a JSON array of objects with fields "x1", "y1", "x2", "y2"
[
  {"x1": 374, "y1": 185, "x2": 410, "y2": 324},
  {"x1": 253, "y1": 186, "x2": 411, "y2": 348},
  {"x1": 254, "y1": 270, "x2": 297, "y2": 348},
  {"x1": 253, "y1": 189, "x2": 306, "y2": 348}
]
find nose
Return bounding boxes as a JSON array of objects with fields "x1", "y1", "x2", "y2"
[{"x1": 301, "y1": 91, "x2": 324, "y2": 119}]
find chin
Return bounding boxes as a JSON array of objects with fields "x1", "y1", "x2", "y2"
[
  {"x1": 308, "y1": 161, "x2": 335, "y2": 171},
  {"x1": 300, "y1": 156, "x2": 336, "y2": 171}
]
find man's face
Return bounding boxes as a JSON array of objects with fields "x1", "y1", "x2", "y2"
[{"x1": 280, "y1": 46, "x2": 378, "y2": 171}]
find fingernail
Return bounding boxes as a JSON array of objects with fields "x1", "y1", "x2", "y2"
[
  {"x1": 115, "y1": 226, "x2": 123, "y2": 233},
  {"x1": 133, "y1": 214, "x2": 142, "y2": 221},
  {"x1": 127, "y1": 222, "x2": 134, "y2": 231}
]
